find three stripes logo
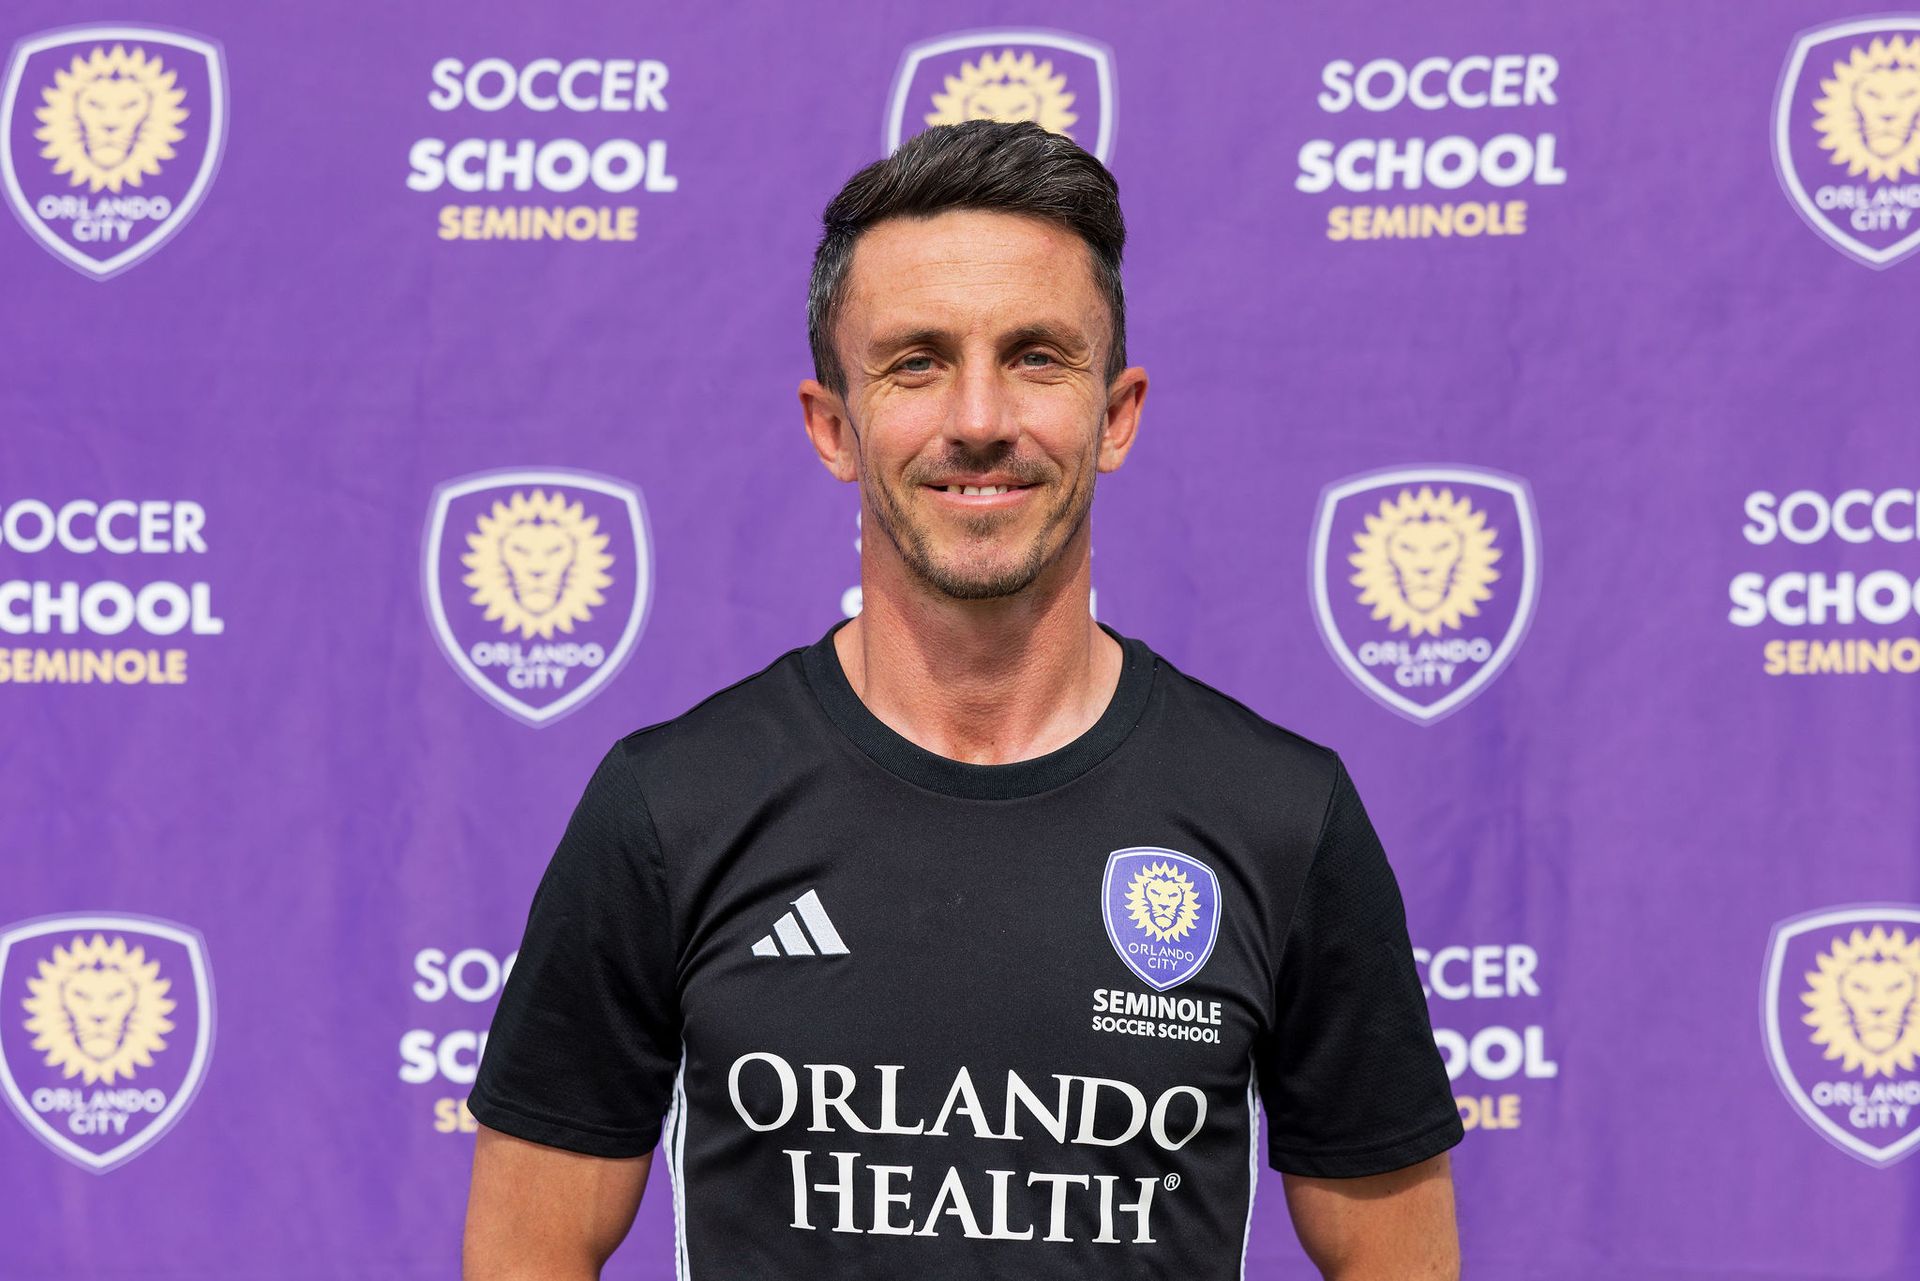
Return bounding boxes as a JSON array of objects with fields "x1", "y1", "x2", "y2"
[{"x1": 750, "y1": 890, "x2": 849, "y2": 957}]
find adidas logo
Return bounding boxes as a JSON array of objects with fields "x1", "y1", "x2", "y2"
[{"x1": 751, "y1": 889, "x2": 849, "y2": 957}]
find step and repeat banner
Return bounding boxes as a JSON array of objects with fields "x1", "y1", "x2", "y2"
[{"x1": 1, "y1": 1, "x2": 1915, "y2": 1277}]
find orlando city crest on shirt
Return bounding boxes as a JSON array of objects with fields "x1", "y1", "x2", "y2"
[
  {"x1": 0, "y1": 25, "x2": 227, "y2": 279},
  {"x1": 1773, "y1": 16, "x2": 1920, "y2": 269},
  {"x1": 1102, "y1": 849, "x2": 1221, "y2": 992},
  {"x1": 422, "y1": 468, "x2": 653, "y2": 728},
  {"x1": 0, "y1": 913, "x2": 214, "y2": 1173},
  {"x1": 886, "y1": 29, "x2": 1115, "y2": 161},
  {"x1": 1311, "y1": 465, "x2": 1540, "y2": 724},
  {"x1": 1763, "y1": 904, "x2": 1920, "y2": 1168}
]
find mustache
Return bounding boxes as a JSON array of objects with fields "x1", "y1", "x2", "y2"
[{"x1": 901, "y1": 443, "x2": 1056, "y2": 488}]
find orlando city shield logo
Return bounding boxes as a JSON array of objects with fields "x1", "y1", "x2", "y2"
[
  {"x1": 1773, "y1": 16, "x2": 1920, "y2": 269},
  {"x1": 0, "y1": 25, "x2": 227, "y2": 279},
  {"x1": 0, "y1": 913, "x2": 214, "y2": 1173},
  {"x1": 1763, "y1": 904, "x2": 1920, "y2": 1168},
  {"x1": 423, "y1": 468, "x2": 652, "y2": 728},
  {"x1": 886, "y1": 29, "x2": 1116, "y2": 161},
  {"x1": 1102, "y1": 849, "x2": 1221, "y2": 992},
  {"x1": 1311, "y1": 465, "x2": 1540, "y2": 725}
]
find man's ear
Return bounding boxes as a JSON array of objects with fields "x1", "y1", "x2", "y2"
[
  {"x1": 799, "y1": 379, "x2": 860, "y2": 482},
  {"x1": 1096, "y1": 366, "x2": 1148, "y2": 473}
]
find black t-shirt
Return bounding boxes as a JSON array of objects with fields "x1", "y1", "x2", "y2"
[{"x1": 470, "y1": 624, "x2": 1462, "y2": 1278}]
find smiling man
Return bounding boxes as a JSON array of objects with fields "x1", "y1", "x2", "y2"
[{"x1": 463, "y1": 120, "x2": 1463, "y2": 1280}]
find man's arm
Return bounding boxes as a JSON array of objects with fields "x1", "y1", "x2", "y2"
[
  {"x1": 1282, "y1": 1152, "x2": 1459, "y2": 1281},
  {"x1": 463, "y1": 1125, "x2": 651, "y2": 1281}
]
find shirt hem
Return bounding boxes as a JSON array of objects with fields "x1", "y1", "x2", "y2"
[
  {"x1": 467, "y1": 1089, "x2": 661, "y2": 1159},
  {"x1": 1267, "y1": 1108, "x2": 1465, "y2": 1179}
]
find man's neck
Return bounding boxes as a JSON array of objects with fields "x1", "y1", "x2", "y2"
[{"x1": 834, "y1": 546, "x2": 1122, "y2": 767}]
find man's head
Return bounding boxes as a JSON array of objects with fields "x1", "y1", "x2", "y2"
[
  {"x1": 808, "y1": 121, "x2": 1128, "y2": 396},
  {"x1": 800, "y1": 120, "x2": 1145, "y2": 603}
]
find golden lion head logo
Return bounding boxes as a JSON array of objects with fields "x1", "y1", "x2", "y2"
[
  {"x1": 1803, "y1": 925, "x2": 1920, "y2": 1078},
  {"x1": 925, "y1": 50, "x2": 1078, "y2": 137},
  {"x1": 33, "y1": 44, "x2": 188, "y2": 194},
  {"x1": 1814, "y1": 35, "x2": 1920, "y2": 182},
  {"x1": 1125, "y1": 863, "x2": 1201, "y2": 943},
  {"x1": 462, "y1": 489, "x2": 615, "y2": 641},
  {"x1": 1348, "y1": 486, "x2": 1502, "y2": 638},
  {"x1": 21, "y1": 934, "x2": 175, "y2": 1085}
]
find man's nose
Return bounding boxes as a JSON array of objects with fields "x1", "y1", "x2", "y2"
[{"x1": 947, "y1": 359, "x2": 1020, "y2": 449}]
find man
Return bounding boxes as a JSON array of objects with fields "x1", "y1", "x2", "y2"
[{"x1": 464, "y1": 120, "x2": 1462, "y2": 1279}]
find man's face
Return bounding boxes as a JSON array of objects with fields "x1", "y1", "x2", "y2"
[{"x1": 824, "y1": 210, "x2": 1124, "y2": 601}]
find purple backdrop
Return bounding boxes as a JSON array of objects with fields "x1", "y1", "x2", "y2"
[{"x1": 3, "y1": 2, "x2": 1916, "y2": 1277}]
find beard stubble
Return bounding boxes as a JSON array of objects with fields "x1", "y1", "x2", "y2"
[{"x1": 861, "y1": 436, "x2": 1097, "y2": 602}]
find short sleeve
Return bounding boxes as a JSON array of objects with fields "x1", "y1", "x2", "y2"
[
  {"x1": 1255, "y1": 757, "x2": 1463, "y2": 1178},
  {"x1": 467, "y1": 740, "x2": 682, "y2": 1158}
]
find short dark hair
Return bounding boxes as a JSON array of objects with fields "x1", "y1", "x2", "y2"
[{"x1": 807, "y1": 120, "x2": 1127, "y2": 396}]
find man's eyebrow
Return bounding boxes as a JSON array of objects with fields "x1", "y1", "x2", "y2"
[
  {"x1": 999, "y1": 322, "x2": 1092, "y2": 356},
  {"x1": 864, "y1": 321, "x2": 1094, "y2": 361},
  {"x1": 866, "y1": 327, "x2": 952, "y2": 358}
]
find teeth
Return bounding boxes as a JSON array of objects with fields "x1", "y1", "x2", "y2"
[{"x1": 947, "y1": 485, "x2": 1013, "y2": 496}]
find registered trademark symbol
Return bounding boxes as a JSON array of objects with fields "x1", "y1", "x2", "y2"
[{"x1": 1163, "y1": 1173, "x2": 1182, "y2": 1192}]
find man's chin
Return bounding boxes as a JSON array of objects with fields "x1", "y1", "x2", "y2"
[
  {"x1": 909, "y1": 547, "x2": 1049, "y2": 601},
  {"x1": 917, "y1": 569, "x2": 1040, "y2": 601}
]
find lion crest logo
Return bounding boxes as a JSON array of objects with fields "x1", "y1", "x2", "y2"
[
  {"x1": 1312, "y1": 466, "x2": 1539, "y2": 724},
  {"x1": 0, "y1": 914, "x2": 214, "y2": 1173},
  {"x1": 1803, "y1": 924, "x2": 1920, "y2": 1077},
  {"x1": 423, "y1": 469, "x2": 652, "y2": 727},
  {"x1": 1, "y1": 26, "x2": 227, "y2": 279},
  {"x1": 1125, "y1": 862, "x2": 1202, "y2": 944},
  {"x1": 1813, "y1": 34, "x2": 1920, "y2": 182},
  {"x1": 1349, "y1": 486, "x2": 1503, "y2": 639},
  {"x1": 1774, "y1": 18, "x2": 1920, "y2": 269},
  {"x1": 462, "y1": 489, "x2": 617, "y2": 642},
  {"x1": 887, "y1": 30, "x2": 1115, "y2": 161},
  {"x1": 1764, "y1": 905, "x2": 1920, "y2": 1168},
  {"x1": 925, "y1": 50, "x2": 1079, "y2": 137},
  {"x1": 23, "y1": 933, "x2": 175, "y2": 1085},
  {"x1": 1102, "y1": 849, "x2": 1220, "y2": 991},
  {"x1": 34, "y1": 43, "x2": 187, "y2": 194}
]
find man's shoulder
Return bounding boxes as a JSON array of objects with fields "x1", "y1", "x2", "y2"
[
  {"x1": 1141, "y1": 640, "x2": 1345, "y2": 793},
  {"x1": 607, "y1": 638, "x2": 823, "y2": 796}
]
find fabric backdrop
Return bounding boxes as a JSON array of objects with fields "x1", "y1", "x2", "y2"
[{"x1": 2, "y1": 1, "x2": 1916, "y2": 1277}]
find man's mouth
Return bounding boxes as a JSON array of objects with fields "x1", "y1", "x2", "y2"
[{"x1": 937, "y1": 483, "x2": 1032, "y2": 496}]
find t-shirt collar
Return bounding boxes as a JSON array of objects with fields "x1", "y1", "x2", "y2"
[{"x1": 802, "y1": 618, "x2": 1156, "y2": 801}]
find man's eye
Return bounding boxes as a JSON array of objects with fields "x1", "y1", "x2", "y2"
[
  {"x1": 1020, "y1": 351, "x2": 1055, "y2": 367},
  {"x1": 898, "y1": 356, "x2": 934, "y2": 374}
]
